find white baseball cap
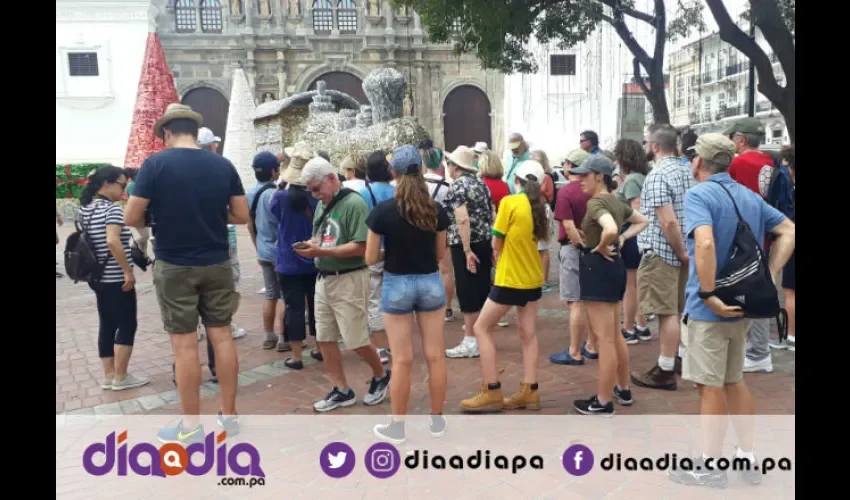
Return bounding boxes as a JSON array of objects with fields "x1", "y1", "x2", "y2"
[
  {"x1": 197, "y1": 127, "x2": 221, "y2": 146},
  {"x1": 514, "y1": 160, "x2": 546, "y2": 184}
]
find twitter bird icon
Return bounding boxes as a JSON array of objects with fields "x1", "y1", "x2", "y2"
[{"x1": 320, "y1": 442, "x2": 356, "y2": 478}]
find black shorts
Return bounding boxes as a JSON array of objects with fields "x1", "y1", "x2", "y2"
[
  {"x1": 489, "y1": 286, "x2": 542, "y2": 307},
  {"x1": 781, "y1": 251, "x2": 795, "y2": 291},
  {"x1": 620, "y1": 236, "x2": 641, "y2": 269},
  {"x1": 579, "y1": 251, "x2": 626, "y2": 303},
  {"x1": 450, "y1": 241, "x2": 493, "y2": 313}
]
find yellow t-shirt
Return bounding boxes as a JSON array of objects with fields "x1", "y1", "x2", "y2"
[{"x1": 492, "y1": 194, "x2": 544, "y2": 290}]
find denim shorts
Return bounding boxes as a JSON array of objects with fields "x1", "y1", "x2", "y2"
[{"x1": 381, "y1": 271, "x2": 447, "y2": 315}]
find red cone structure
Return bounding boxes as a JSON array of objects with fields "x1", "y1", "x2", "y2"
[{"x1": 123, "y1": 32, "x2": 180, "y2": 170}]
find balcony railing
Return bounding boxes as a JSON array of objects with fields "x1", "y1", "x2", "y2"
[
  {"x1": 757, "y1": 101, "x2": 774, "y2": 112},
  {"x1": 725, "y1": 62, "x2": 746, "y2": 76},
  {"x1": 702, "y1": 72, "x2": 714, "y2": 84}
]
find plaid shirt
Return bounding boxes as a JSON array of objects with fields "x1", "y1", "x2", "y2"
[{"x1": 637, "y1": 156, "x2": 696, "y2": 266}]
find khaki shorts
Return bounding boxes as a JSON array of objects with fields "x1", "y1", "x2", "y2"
[
  {"x1": 368, "y1": 262, "x2": 386, "y2": 333},
  {"x1": 637, "y1": 252, "x2": 688, "y2": 316},
  {"x1": 682, "y1": 319, "x2": 752, "y2": 387},
  {"x1": 152, "y1": 259, "x2": 240, "y2": 334},
  {"x1": 315, "y1": 267, "x2": 371, "y2": 349}
]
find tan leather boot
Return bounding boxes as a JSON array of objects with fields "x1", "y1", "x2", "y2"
[
  {"x1": 503, "y1": 382, "x2": 541, "y2": 410},
  {"x1": 460, "y1": 383, "x2": 504, "y2": 412}
]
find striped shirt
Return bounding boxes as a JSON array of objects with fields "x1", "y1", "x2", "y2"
[{"x1": 78, "y1": 199, "x2": 132, "y2": 283}]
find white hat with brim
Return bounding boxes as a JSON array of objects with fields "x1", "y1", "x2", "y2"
[
  {"x1": 508, "y1": 141, "x2": 522, "y2": 150},
  {"x1": 446, "y1": 146, "x2": 477, "y2": 172},
  {"x1": 290, "y1": 141, "x2": 313, "y2": 161},
  {"x1": 284, "y1": 146, "x2": 295, "y2": 157},
  {"x1": 281, "y1": 156, "x2": 308, "y2": 185},
  {"x1": 472, "y1": 142, "x2": 489, "y2": 153},
  {"x1": 154, "y1": 103, "x2": 203, "y2": 139}
]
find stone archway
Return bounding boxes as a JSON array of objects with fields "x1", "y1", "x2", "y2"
[
  {"x1": 181, "y1": 86, "x2": 229, "y2": 154},
  {"x1": 442, "y1": 85, "x2": 492, "y2": 152},
  {"x1": 308, "y1": 72, "x2": 368, "y2": 105}
]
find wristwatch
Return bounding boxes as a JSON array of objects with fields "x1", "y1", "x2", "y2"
[{"x1": 697, "y1": 290, "x2": 716, "y2": 300}]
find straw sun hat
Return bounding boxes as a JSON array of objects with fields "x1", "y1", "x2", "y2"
[
  {"x1": 446, "y1": 145, "x2": 477, "y2": 172},
  {"x1": 281, "y1": 142, "x2": 314, "y2": 185},
  {"x1": 153, "y1": 103, "x2": 203, "y2": 138}
]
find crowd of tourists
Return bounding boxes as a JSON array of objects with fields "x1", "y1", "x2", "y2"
[{"x1": 64, "y1": 102, "x2": 794, "y2": 488}]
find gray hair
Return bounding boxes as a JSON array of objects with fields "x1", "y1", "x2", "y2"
[
  {"x1": 300, "y1": 157, "x2": 337, "y2": 185},
  {"x1": 702, "y1": 156, "x2": 732, "y2": 175},
  {"x1": 649, "y1": 124, "x2": 678, "y2": 154},
  {"x1": 739, "y1": 133, "x2": 762, "y2": 148}
]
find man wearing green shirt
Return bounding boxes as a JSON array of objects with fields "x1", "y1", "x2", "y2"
[
  {"x1": 294, "y1": 156, "x2": 390, "y2": 412},
  {"x1": 505, "y1": 132, "x2": 530, "y2": 193}
]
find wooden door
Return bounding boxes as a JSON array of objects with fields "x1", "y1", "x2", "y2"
[
  {"x1": 443, "y1": 85, "x2": 491, "y2": 152},
  {"x1": 182, "y1": 87, "x2": 230, "y2": 154},
  {"x1": 308, "y1": 72, "x2": 368, "y2": 105}
]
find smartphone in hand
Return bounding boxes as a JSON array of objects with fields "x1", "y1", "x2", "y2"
[{"x1": 293, "y1": 242, "x2": 308, "y2": 250}]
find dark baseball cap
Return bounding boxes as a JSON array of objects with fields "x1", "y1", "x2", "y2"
[
  {"x1": 724, "y1": 117, "x2": 765, "y2": 136},
  {"x1": 568, "y1": 154, "x2": 614, "y2": 176},
  {"x1": 252, "y1": 151, "x2": 280, "y2": 172}
]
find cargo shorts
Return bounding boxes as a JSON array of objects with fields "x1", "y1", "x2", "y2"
[{"x1": 152, "y1": 259, "x2": 240, "y2": 334}]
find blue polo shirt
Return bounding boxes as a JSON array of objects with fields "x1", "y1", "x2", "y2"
[
  {"x1": 683, "y1": 173, "x2": 786, "y2": 322},
  {"x1": 246, "y1": 182, "x2": 279, "y2": 262}
]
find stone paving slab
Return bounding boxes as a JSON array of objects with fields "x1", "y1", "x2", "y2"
[{"x1": 56, "y1": 225, "x2": 795, "y2": 416}]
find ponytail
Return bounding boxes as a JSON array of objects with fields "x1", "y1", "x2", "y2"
[
  {"x1": 603, "y1": 174, "x2": 618, "y2": 193},
  {"x1": 517, "y1": 177, "x2": 549, "y2": 242},
  {"x1": 80, "y1": 165, "x2": 124, "y2": 206}
]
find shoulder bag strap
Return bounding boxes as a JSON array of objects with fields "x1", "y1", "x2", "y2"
[
  {"x1": 365, "y1": 182, "x2": 378, "y2": 207},
  {"x1": 315, "y1": 188, "x2": 355, "y2": 232}
]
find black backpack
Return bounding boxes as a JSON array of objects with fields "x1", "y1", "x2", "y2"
[
  {"x1": 711, "y1": 181, "x2": 782, "y2": 319},
  {"x1": 425, "y1": 175, "x2": 450, "y2": 202},
  {"x1": 64, "y1": 205, "x2": 107, "y2": 284},
  {"x1": 249, "y1": 182, "x2": 276, "y2": 234}
]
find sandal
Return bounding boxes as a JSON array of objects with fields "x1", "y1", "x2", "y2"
[{"x1": 284, "y1": 358, "x2": 303, "y2": 370}]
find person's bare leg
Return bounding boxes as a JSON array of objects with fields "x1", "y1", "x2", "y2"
[
  {"x1": 463, "y1": 312, "x2": 479, "y2": 340},
  {"x1": 417, "y1": 308, "x2": 448, "y2": 414},
  {"x1": 113, "y1": 345, "x2": 133, "y2": 379},
  {"x1": 291, "y1": 340, "x2": 303, "y2": 362},
  {"x1": 354, "y1": 345, "x2": 386, "y2": 378},
  {"x1": 567, "y1": 301, "x2": 586, "y2": 358},
  {"x1": 262, "y1": 299, "x2": 276, "y2": 336},
  {"x1": 784, "y1": 289, "x2": 795, "y2": 342},
  {"x1": 101, "y1": 357, "x2": 115, "y2": 382},
  {"x1": 371, "y1": 330, "x2": 390, "y2": 351},
  {"x1": 385, "y1": 313, "x2": 415, "y2": 416},
  {"x1": 515, "y1": 301, "x2": 540, "y2": 384},
  {"x1": 439, "y1": 254, "x2": 455, "y2": 310},
  {"x1": 171, "y1": 332, "x2": 202, "y2": 427},
  {"x1": 725, "y1": 381, "x2": 756, "y2": 453},
  {"x1": 584, "y1": 307, "x2": 598, "y2": 353},
  {"x1": 612, "y1": 305, "x2": 631, "y2": 388},
  {"x1": 623, "y1": 270, "x2": 638, "y2": 332},
  {"x1": 473, "y1": 300, "x2": 512, "y2": 383},
  {"x1": 659, "y1": 314, "x2": 681, "y2": 358},
  {"x1": 319, "y1": 341, "x2": 349, "y2": 389},
  {"x1": 586, "y1": 302, "x2": 617, "y2": 402},
  {"x1": 207, "y1": 325, "x2": 239, "y2": 416},
  {"x1": 698, "y1": 384, "x2": 729, "y2": 457}
]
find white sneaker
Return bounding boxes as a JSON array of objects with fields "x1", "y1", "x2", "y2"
[
  {"x1": 257, "y1": 287, "x2": 266, "y2": 294},
  {"x1": 377, "y1": 348, "x2": 391, "y2": 364},
  {"x1": 743, "y1": 357, "x2": 773, "y2": 373},
  {"x1": 232, "y1": 326, "x2": 247, "y2": 339},
  {"x1": 446, "y1": 337, "x2": 479, "y2": 358}
]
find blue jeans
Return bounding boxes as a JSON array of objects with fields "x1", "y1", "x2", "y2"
[{"x1": 381, "y1": 271, "x2": 446, "y2": 315}]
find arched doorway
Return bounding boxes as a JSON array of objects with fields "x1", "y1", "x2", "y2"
[
  {"x1": 182, "y1": 87, "x2": 229, "y2": 154},
  {"x1": 443, "y1": 85, "x2": 491, "y2": 152},
  {"x1": 308, "y1": 72, "x2": 368, "y2": 105}
]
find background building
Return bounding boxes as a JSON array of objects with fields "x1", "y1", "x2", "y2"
[
  {"x1": 502, "y1": 4, "x2": 656, "y2": 161},
  {"x1": 155, "y1": 0, "x2": 504, "y2": 154},
  {"x1": 56, "y1": 0, "x2": 159, "y2": 165},
  {"x1": 667, "y1": 24, "x2": 788, "y2": 145}
]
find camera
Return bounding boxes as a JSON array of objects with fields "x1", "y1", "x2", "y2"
[{"x1": 371, "y1": 450, "x2": 394, "y2": 472}]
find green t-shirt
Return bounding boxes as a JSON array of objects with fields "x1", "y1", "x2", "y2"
[
  {"x1": 126, "y1": 180, "x2": 136, "y2": 197},
  {"x1": 616, "y1": 172, "x2": 646, "y2": 206},
  {"x1": 312, "y1": 192, "x2": 370, "y2": 272}
]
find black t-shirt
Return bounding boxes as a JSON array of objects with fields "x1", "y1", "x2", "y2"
[
  {"x1": 133, "y1": 148, "x2": 245, "y2": 266},
  {"x1": 366, "y1": 198, "x2": 450, "y2": 275}
]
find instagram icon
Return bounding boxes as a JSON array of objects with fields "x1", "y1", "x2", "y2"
[{"x1": 365, "y1": 442, "x2": 401, "y2": 478}]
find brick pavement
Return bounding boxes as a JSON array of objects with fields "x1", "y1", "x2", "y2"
[{"x1": 56, "y1": 225, "x2": 795, "y2": 416}]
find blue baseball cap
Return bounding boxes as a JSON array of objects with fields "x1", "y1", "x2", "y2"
[
  {"x1": 252, "y1": 151, "x2": 280, "y2": 172},
  {"x1": 390, "y1": 145, "x2": 422, "y2": 175}
]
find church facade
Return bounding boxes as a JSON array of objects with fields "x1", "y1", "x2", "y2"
[{"x1": 155, "y1": 0, "x2": 504, "y2": 154}]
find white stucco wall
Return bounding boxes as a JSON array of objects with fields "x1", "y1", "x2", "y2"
[
  {"x1": 56, "y1": 1, "x2": 158, "y2": 166},
  {"x1": 502, "y1": 1, "x2": 659, "y2": 162}
]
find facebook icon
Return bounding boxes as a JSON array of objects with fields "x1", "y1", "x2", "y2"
[{"x1": 563, "y1": 445, "x2": 594, "y2": 476}]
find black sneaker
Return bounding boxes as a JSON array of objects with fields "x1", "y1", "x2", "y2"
[
  {"x1": 613, "y1": 386, "x2": 633, "y2": 406},
  {"x1": 573, "y1": 395, "x2": 615, "y2": 417},
  {"x1": 373, "y1": 420, "x2": 406, "y2": 444},
  {"x1": 430, "y1": 415, "x2": 447, "y2": 437},
  {"x1": 445, "y1": 308, "x2": 454, "y2": 322},
  {"x1": 209, "y1": 366, "x2": 218, "y2": 384},
  {"x1": 622, "y1": 329, "x2": 640, "y2": 345},
  {"x1": 313, "y1": 387, "x2": 356, "y2": 412},
  {"x1": 734, "y1": 448, "x2": 763, "y2": 485},
  {"x1": 363, "y1": 370, "x2": 391, "y2": 406},
  {"x1": 635, "y1": 325, "x2": 652, "y2": 341},
  {"x1": 669, "y1": 457, "x2": 728, "y2": 488}
]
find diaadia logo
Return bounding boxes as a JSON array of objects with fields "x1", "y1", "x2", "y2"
[{"x1": 82, "y1": 431, "x2": 265, "y2": 478}]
